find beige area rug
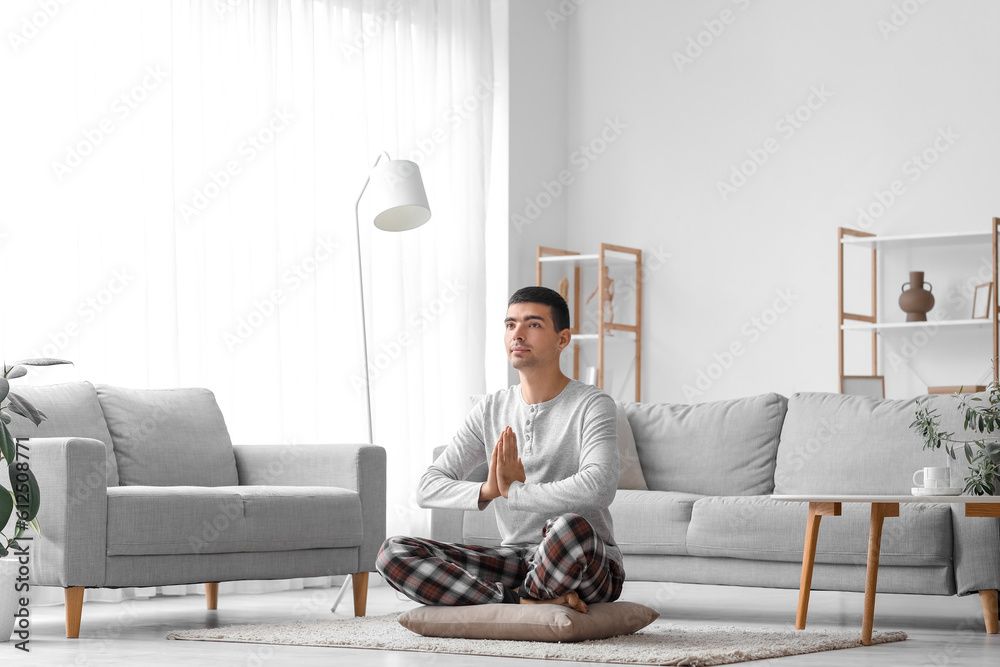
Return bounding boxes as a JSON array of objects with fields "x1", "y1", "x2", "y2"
[{"x1": 166, "y1": 613, "x2": 906, "y2": 666}]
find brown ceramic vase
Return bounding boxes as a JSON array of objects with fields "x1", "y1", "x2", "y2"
[{"x1": 898, "y1": 271, "x2": 934, "y2": 322}]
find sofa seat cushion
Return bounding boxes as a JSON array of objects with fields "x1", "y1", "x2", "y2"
[
  {"x1": 6, "y1": 381, "x2": 120, "y2": 486},
  {"x1": 685, "y1": 496, "x2": 953, "y2": 566},
  {"x1": 107, "y1": 485, "x2": 363, "y2": 556},
  {"x1": 97, "y1": 385, "x2": 238, "y2": 487},
  {"x1": 107, "y1": 486, "x2": 246, "y2": 556},
  {"x1": 236, "y1": 485, "x2": 363, "y2": 552},
  {"x1": 623, "y1": 393, "x2": 787, "y2": 496},
  {"x1": 611, "y1": 490, "x2": 703, "y2": 555}
]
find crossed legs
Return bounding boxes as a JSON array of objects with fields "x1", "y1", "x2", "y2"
[{"x1": 376, "y1": 513, "x2": 624, "y2": 608}]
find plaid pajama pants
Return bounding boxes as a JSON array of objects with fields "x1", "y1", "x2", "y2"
[{"x1": 376, "y1": 513, "x2": 625, "y2": 606}]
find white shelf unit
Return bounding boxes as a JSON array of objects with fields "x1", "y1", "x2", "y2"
[
  {"x1": 840, "y1": 231, "x2": 991, "y2": 250},
  {"x1": 537, "y1": 251, "x2": 640, "y2": 266},
  {"x1": 837, "y1": 221, "x2": 1000, "y2": 394},
  {"x1": 569, "y1": 332, "x2": 638, "y2": 341},
  {"x1": 537, "y1": 244, "x2": 642, "y2": 401},
  {"x1": 841, "y1": 319, "x2": 992, "y2": 331}
]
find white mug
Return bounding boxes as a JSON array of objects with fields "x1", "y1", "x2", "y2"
[{"x1": 913, "y1": 467, "x2": 951, "y2": 489}]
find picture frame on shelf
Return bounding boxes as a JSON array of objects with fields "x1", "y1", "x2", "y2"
[
  {"x1": 972, "y1": 282, "x2": 992, "y2": 319},
  {"x1": 842, "y1": 375, "x2": 885, "y2": 399}
]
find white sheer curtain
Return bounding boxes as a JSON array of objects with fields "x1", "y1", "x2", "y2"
[{"x1": 1, "y1": 0, "x2": 490, "y2": 604}]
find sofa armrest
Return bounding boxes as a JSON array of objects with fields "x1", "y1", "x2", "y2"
[
  {"x1": 427, "y1": 445, "x2": 487, "y2": 543},
  {"x1": 18, "y1": 438, "x2": 108, "y2": 587},
  {"x1": 233, "y1": 444, "x2": 386, "y2": 571},
  {"x1": 428, "y1": 446, "x2": 463, "y2": 542}
]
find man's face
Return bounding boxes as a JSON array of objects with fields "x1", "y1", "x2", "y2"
[{"x1": 504, "y1": 302, "x2": 568, "y2": 370}]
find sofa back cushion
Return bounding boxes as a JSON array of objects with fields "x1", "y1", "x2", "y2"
[
  {"x1": 622, "y1": 393, "x2": 788, "y2": 496},
  {"x1": 616, "y1": 403, "x2": 648, "y2": 490},
  {"x1": 96, "y1": 385, "x2": 238, "y2": 487},
  {"x1": 5, "y1": 381, "x2": 120, "y2": 486},
  {"x1": 773, "y1": 392, "x2": 970, "y2": 494}
]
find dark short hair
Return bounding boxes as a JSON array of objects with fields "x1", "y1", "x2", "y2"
[{"x1": 508, "y1": 286, "x2": 571, "y2": 333}]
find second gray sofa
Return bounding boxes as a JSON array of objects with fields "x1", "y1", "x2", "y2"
[{"x1": 431, "y1": 391, "x2": 1000, "y2": 631}]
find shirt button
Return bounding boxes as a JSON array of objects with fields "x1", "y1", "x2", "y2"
[
  {"x1": 525, "y1": 420, "x2": 531, "y2": 425},
  {"x1": 530, "y1": 407, "x2": 536, "y2": 412}
]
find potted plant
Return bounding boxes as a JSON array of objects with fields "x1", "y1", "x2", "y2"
[
  {"x1": 911, "y1": 382, "x2": 1000, "y2": 496},
  {"x1": 1, "y1": 358, "x2": 72, "y2": 642}
]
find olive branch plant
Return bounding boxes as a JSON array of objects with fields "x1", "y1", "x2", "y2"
[
  {"x1": 0, "y1": 358, "x2": 73, "y2": 558},
  {"x1": 910, "y1": 381, "x2": 1000, "y2": 496}
]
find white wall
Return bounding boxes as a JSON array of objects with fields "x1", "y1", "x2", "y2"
[
  {"x1": 495, "y1": 0, "x2": 571, "y2": 389},
  {"x1": 507, "y1": 0, "x2": 1000, "y2": 402}
]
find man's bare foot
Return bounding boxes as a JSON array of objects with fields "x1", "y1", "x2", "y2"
[{"x1": 519, "y1": 590, "x2": 588, "y2": 614}]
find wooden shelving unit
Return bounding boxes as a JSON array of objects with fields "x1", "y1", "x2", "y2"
[
  {"x1": 537, "y1": 243, "x2": 642, "y2": 401},
  {"x1": 837, "y1": 218, "x2": 1000, "y2": 394}
]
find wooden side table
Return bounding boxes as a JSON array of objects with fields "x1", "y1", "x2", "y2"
[{"x1": 771, "y1": 494, "x2": 1000, "y2": 645}]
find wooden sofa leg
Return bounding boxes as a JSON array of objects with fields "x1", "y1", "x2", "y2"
[
  {"x1": 352, "y1": 572, "x2": 369, "y2": 617},
  {"x1": 981, "y1": 590, "x2": 999, "y2": 634},
  {"x1": 205, "y1": 582, "x2": 219, "y2": 610},
  {"x1": 65, "y1": 587, "x2": 84, "y2": 639}
]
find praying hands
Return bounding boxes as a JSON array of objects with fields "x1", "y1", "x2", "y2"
[{"x1": 478, "y1": 426, "x2": 526, "y2": 503}]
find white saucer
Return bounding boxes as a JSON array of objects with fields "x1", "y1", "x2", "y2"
[{"x1": 911, "y1": 487, "x2": 964, "y2": 496}]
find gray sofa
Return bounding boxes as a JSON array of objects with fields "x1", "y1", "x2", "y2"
[
  {"x1": 431, "y1": 391, "x2": 1000, "y2": 631},
  {"x1": 2, "y1": 381, "x2": 385, "y2": 638}
]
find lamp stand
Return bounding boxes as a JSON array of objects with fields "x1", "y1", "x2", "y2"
[{"x1": 352, "y1": 152, "x2": 391, "y2": 445}]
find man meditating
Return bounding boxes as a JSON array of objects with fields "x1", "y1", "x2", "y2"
[{"x1": 376, "y1": 286, "x2": 624, "y2": 612}]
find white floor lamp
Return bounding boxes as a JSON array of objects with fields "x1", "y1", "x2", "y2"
[{"x1": 332, "y1": 152, "x2": 431, "y2": 613}]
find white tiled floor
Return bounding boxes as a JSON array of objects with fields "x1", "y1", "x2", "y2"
[{"x1": 7, "y1": 580, "x2": 999, "y2": 666}]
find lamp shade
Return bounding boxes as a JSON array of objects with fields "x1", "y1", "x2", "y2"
[{"x1": 367, "y1": 159, "x2": 431, "y2": 231}]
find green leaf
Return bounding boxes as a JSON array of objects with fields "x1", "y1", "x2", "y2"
[
  {"x1": 4, "y1": 366, "x2": 26, "y2": 379},
  {"x1": 29, "y1": 517, "x2": 40, "y2": 536},
  {"x1": 964, "y1": 443, "x2": 973, "y2": 463},
  {"x1": 4, "y1": 403, "x2": 26, "y2": 420},
  {"x1": 13, "y1": 358, "x2": 73, "y2": 368},
  {"x1": 0, "y1": 377, "x2": 7, "y2": 402},
  {"x1": 7, "y1": 462, "x2": 40, "y2": 522},
  {"x1": 7, "y1": 540, "x2": 20, "y2": 551},
  {"x1": 0, "y1": 488, "x2": 12, "y2": 533},
  {"x1": 6, "y1": 392, "x2": 44, "y2": 426},
  {"x1": 0, "y1": 412, "x2": 8, "y2": 424},
  {"x1": 0, "y1": 545, "x2": 7, "y2": 558},
  {"x1": 0, "y1": 422, "x2": 15, "y2": 464}
]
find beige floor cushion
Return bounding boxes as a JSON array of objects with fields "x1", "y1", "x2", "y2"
[{"x1": 398, "y1": 601, "x2": 658, "y2": 642}]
